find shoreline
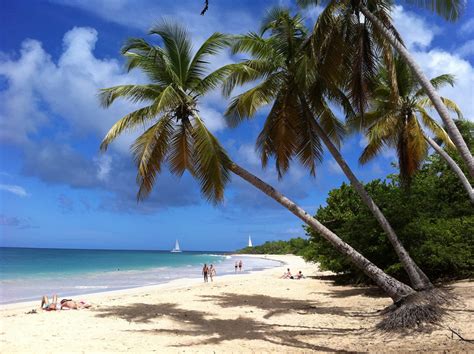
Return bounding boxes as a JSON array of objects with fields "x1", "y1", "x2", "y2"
[
  {"x1": 0, "y1": 253, "x2": 286, "y2": 310},
  {"x1": 1, "y1": 255, "x2": 471, "y2": 352}
]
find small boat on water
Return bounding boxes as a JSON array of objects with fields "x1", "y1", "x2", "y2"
[
  {"x1": 248, "y1": 235, "x2": 253, "y2": 247},
  {"x1": 171, "y1": 239, "x2": 182, "y2": 253}
]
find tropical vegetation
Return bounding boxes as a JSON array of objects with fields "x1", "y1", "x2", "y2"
[
  {"x1": 304, "y1": 149, "x2": 474, "y2": 284},
  {"x1": 237, "y1": 237, "x2": 311, "y2": 256}
]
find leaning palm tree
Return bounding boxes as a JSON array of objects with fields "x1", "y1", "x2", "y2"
[
  {"x1": 298, "y1": 0, "x2": 474, "y2": 179},
  {"x1": 353, "y1": 55, "x2": 474, "y2": 202},
  {"x1": 223, "y1": 9, "x2": 432, "y2": 291},
  {"x1": 99, "y1": 21, "x2": 419, "y2": 307}
]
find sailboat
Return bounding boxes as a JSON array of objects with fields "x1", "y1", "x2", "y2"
[
  {"x1": 248, "y1": 235, "x2": 253, "y2": 248},
  {"x1": 171, "y1": 239, "x2": 182, "y2": 253}
]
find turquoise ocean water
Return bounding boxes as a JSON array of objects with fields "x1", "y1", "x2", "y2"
[{"x1": 0, "y1": 247, "x2": 281, "y2": 304}]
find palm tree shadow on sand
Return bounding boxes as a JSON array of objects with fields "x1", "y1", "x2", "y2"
[{"x1": 93, "y1": 294, "x2": 366, "y2": 351}]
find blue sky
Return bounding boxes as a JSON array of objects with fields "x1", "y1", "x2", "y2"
[{"x1": 0, "y1": 0, "x2": 473, "y2": 251}]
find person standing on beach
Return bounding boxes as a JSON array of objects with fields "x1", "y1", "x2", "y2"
[
  {"x1": 209, "y1": 264, "x2": 216, "y2": 282},
  {"x1": 238, "y1": 260, "x2": 243, "y2": 272},
  {"x1": 202, "y1": 264, "x2": 209, "y2": 283},
  {"x1": 234, "y1": 261, "x2": 238, "y2": 273}
]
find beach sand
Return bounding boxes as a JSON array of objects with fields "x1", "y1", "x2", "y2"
[{"x1": 0, "y1": 255, "x2": 472, "y2": 352}]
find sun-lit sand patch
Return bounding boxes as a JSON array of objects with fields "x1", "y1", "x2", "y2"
[{"x1": 0, "y1": 255, "x2": 472, "y2": 352}]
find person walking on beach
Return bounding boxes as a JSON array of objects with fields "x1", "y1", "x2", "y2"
[
  {"x1": 209, "y1": 264, "x2": 216, "y2": 282},
  {"x1": 234, "y1": 261, "x2": 238, "y2": 273},
  {"x1": 202, "y1": 263, "x2": 209, "y2": 283},
  {"x1": 238, "y1": 260, "x2": 243, "y2": 272}
]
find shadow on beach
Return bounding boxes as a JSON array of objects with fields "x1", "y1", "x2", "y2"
[{"x1": 93, "y1": 292, "x2": 367, "y2": 351}]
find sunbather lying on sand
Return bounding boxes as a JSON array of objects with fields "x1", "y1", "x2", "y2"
[
  {"x1": 41, "y1": 295, "x2": 58, "y2": 311},
  {"x1": 60, "y1": 299, "x2": 91, "y2": 310},
  {"x1": 40, "y1": 295, "x2": 91, "y2": 310}
]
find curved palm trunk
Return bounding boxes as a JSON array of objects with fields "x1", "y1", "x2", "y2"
[
  {"x1": 425, "y1": 135, "x2": 474, "y2": 203},
  {"x1": 299, "y1": 96, "x2": 432, "y2": 290},
  {"x1": 229, "y1": 162, "x2": 415, "y2": 302},
  {"x1": 358, "y1": 4, "x2": 474, "y2": 179}
]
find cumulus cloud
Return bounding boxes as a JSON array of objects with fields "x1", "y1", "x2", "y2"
[
  {"x1": 0, "y1": 27, "x2": 145, "y2": 151},
  {"x1": 0, "y1": 184, "x2": 30, "y2": 197},
  {"x1": 393, "y1": 6, "x2": 474, "y2": 120},
  {"x1": 457, "y1": 39, "x2": 474, "y2": 58}
]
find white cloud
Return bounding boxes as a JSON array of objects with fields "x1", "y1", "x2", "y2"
[
  {"x1": 411, "y1": 49, "x2": 474, "y2": 119},
  {"x1": 393, "y1": 6, "x2": 474, "y2": 121},
  {"x1": 460, "y1": 18, "x2": 474, "y2": 35},
  {"x1": 0, "y1": 27, "x2": 145, "y2": 151},
  {"x1": 198, "y1": 105, "x2": 227, "y2": 133},
  {"x1": 94, "y1": 154, "x2": 112, "y2": 181},
  {"x1": 237, "y1": 143, "x2": 260, "y2": 166},
  {"x1": 328, "y1": 160, "x2": 343, "y2": 175},
  {"x1": 0, "y1": 184, "x2": 30, "y2": 197},
  {"x1": 457, "y1": 39, "x2": 474, "y2": 58},
  {"x1": 392, "y1": 5, "x2": 438, "y2": 50}
]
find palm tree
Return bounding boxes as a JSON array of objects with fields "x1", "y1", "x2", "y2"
[
  {"x1": 99, "y1": 21, "x2": 416, "y2": 303},
  {"x1": 298, "y1": 0, "x2": 474, "y2": 179},
  {"x1": 222, "y1": 9, "x2": 431, "y2": 291},
  {"x1": 353, "y1": 55, "x2": 474, "y2": 202}
]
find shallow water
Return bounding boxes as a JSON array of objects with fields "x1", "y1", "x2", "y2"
[{"x1": 0, "y1": 248, "x2": 281, "y2": 304}]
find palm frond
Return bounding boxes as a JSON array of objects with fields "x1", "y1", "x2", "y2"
[
  {"x1": 359, "y1": 135, "x2": 386, "y2": 165},
  {"x1": 418, "y1": 96, "x2": 463, "y2": 119},
  {"x1": 359, "y1": 112, "x2": 400, "y2": 164},
  {"x1": 255, "y1": 91, "x2": 299, "y2": 178},
  {"x1": 231, "y1": 33, "x2": 279, "y2": 60},
  {"x1": 168, "y1": 118, "x2": 194, "y2": 176},
  {"x1": 191, "y1": 114, "x2": 231, "y2": 203},
  {"x1": 99, "y1": 84, "x2": 163, "y2": 108},
  {"x1": 348, "y1": 22, "x2": 378, "y2": 114},
  {"x1": 100, "y1": 105, "x2": 157, "y2": 151},
  {"x1": 416, "y1": 106, "x2": 455, "y2": 148},
  {"x1": 149, "y1": 21, "x2": 193, "y2": 86},
  {"x1": 131, "y1": 114, "x2": 175, "y2": 200},
  {"x1": 414, "y1": 74, "x2": 455, "y2": 98},
  {"x1": 404, "y1": 0, "x2": 465, "y2": 21},
  {"x1": 224, "y1": 72, "x2": 282, "y2": 127},
  {"x1": 192, "y1": 64, "x2": 234, "y2": 95},
  {"x1": 187, "y1": 32, "x2": 231, "y2": 87},
  {"x1": 123, "y1": 51, "x2": 178, "y2": 86},
  {"x1": 397, "y1": 115, "x2": 427, "y2": 184},
  {"x1": 295, "y1": 0, "x2": 322, "y2": 8},
  {"x1": 295, "y1": 99, "x2": 323, "y2": 176},
  {"x1": 222, "y1": 60, "x2": 278, "y2": 97}
]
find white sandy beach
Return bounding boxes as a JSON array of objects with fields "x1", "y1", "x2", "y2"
[{"x1": 0, "y1": 255, "x2": 472, "y2": 352}]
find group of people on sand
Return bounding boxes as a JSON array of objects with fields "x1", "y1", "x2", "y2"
[
  {"x1": 280, "y1": 268, "x2": 304, "y2": 280},
  {"x1": 40, "y1": 294, "x2": 91, "y2": 311},
  {"x1": 234, "y1": 260, "x2": 243, "y2": 272},
  {"x1": 202, "y1": 264, "x2": 217, "y2": 283}
]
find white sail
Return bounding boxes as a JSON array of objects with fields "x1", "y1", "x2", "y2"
[
  {"x1": 171, "y1": 239, "x2": 182, "y2": 253},
  {"x1": 248, "y1": 235, "x2": 253, "y2": 247}
]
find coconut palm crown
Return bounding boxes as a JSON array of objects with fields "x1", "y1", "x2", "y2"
[
  {"x1": 100, "y1": 21, "x2": 233, "y2": 203},
  {"x1": 223, "y1": 8, "x2": 349, "y2": 178},
  {"x1": 353, "y1": 55, "x2": 460, "y2": 183}
]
